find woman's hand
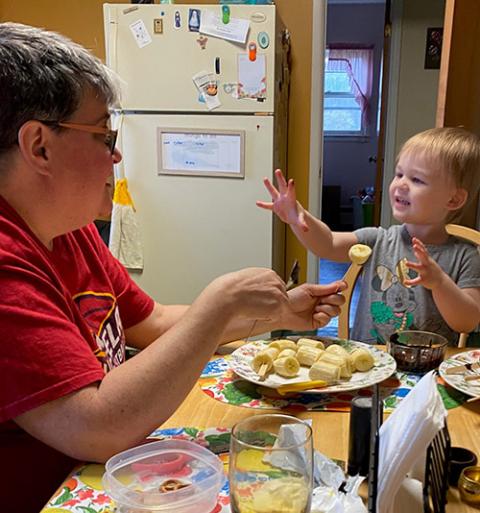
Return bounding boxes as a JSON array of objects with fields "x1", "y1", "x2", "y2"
[{"x1": 283, "y1": 281, "x2": 347, "y2": 330}]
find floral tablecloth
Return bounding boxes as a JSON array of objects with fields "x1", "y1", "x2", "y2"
[{"x1": 41, "y1": 427, "x2": 231, "y2": 513}]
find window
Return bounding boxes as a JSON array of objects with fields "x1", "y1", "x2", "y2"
[
  {"x1": 323, "y1": 47, "x2": 374, "y2": 136},
  {"x1": 324, "y1": 71, "x2": 362, "y2": 133}
]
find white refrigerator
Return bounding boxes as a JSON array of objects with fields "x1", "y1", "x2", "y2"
[{"x1": 104, "y1": 3, "x2": 289, "y2": 304}]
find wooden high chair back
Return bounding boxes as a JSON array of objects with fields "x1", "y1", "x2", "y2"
[
  {"x1": 337, "y1": 258, "x2": 368, "y2": 340},
  {"x1": 445, "y1": 223, "x2": 480, "y2": 347}
]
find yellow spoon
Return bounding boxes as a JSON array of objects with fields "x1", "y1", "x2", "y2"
[{"x1": 276, "y1": 380, "x2": 328, "y2": 395}]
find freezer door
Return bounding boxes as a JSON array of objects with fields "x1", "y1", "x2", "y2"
[
  {"x1": 117, "y1": 114, "x2": 278, "y2": 304},
  {"x1": 104, "y1": 4, "x2": 276, "y2": 112}
]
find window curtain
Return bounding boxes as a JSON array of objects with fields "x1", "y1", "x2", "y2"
[{"x1": 326, "y1": 47, "x2": 374, "y2": 124}]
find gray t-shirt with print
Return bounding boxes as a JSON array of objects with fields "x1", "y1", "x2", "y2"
[{"x1": 352, "y1": 224, "x2": 480, "y2": 345}]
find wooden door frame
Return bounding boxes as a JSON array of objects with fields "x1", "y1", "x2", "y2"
[
  {"x1": 307, "y1": 0, "x2": 327, "y2": 284},
  {"x1": 380, "y1": 0, "x2": 403, "y2": 228}
]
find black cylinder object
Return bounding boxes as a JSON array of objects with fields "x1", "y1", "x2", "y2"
[{"x1": 348, "y1": 396, "x2": 372, "y2": 476}]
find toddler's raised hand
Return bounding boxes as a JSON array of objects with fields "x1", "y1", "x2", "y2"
[
  {"x1": 404, "y1": 237, "x2": 445, "y2": 290},
  {"x1": 256, "y1": 169, "x2": 308, "y2": 232}
]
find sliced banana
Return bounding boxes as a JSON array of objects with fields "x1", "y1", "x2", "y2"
[
  {"x1": 397, "y1": 257, "x2": 411, "y2": 287},
  {"x1": 273, "y1": 356, "x2": 300, "y2": 378},
  {"x1": 251, "y1": 476, "x2": 309, "y2": 513},
  {"x1": 318, "y1": 352, "x2": 351, "y2": 378},
  {"x1": 325, "y1": 344, "x2": 349, "y2": 358},
  {"x1": 297, "y1": 337, "x2": 325, "y2": 350},
  {"x1": 277, "y1": 348, "x2": 296, "y2": 359},
  {"x1": 351, "y1": 348, "x2": 375, "y2": 372},
  {"x1": 251, "y1": 350, "x2": 275, "y2": 378},
  {"x1": 309, "y1": 361, "x2": 341, "y2": 383},
  {"x1": 296, "y1": 346, "x2": 324, "y2": 367},
  {"x1": 348, "y1": 244, "x2": 372, "y2": 264},
  {"x1": 274, "y1": 339, "x2": 298, "y2": 351}
]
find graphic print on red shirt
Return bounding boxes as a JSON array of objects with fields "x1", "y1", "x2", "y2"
[{"x1": 74, "y1": 291, "x2": 126, "y2": 371}]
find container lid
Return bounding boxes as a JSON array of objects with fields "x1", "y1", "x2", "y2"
[{"x1": 103, "y1": 439, "x2": 225, "y2": 511}]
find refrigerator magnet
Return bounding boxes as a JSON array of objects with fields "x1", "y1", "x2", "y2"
[
  {"x1": 258, "y1": 31, "x2": 270, "y2": 49},
  {"x1": 248, "y1": 42, "x2": 257, "y2": 62},
  {"x1": 174, "y1": 11, "x2": 181, "y2": 30},
  {"x1": 188, "y1": 9, "x2": 201, "y2": 32},
  {"x1": 129, "y1": 19, "x2": 152, "y2": 49},
  {"x1": 196, "y1": 35, "x2": 208, "y2": 50}
]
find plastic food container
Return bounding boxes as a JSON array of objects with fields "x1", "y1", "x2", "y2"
[
  {"x1": 102, "y1": 439, "x2": 225, "y2": 513},
  {"x1": 387, "y1": 330, "x2": 448, "y2": 373}
]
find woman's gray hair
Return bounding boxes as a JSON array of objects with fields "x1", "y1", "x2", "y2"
[{"x1": 0, "y1": 22, "x2": 120, "y2": 156}]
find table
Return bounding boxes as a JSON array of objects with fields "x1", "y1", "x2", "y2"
[{"x1": 41, "y1": 346, "x2": 480, "y2": 512}]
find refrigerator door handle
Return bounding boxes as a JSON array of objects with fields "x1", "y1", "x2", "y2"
[{"x1": 215, "y1": 57, "x2": 220, "y2": 75}]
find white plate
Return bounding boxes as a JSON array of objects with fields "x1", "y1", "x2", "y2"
[
  {"x1": 439, "y1": 349, "x2": 480, "y2": 398},
  {"x1": 229, "y1": 338, "x2": 397, "y2": 393}
]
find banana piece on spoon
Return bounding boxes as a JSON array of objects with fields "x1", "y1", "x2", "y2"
[{"x1": 348, "y1": 243, "x2": 372, "y2": 265}]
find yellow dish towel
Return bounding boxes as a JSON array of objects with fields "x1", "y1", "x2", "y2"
[{"x1": 109, "y1": 178, "x2": 144, "y2": 271}]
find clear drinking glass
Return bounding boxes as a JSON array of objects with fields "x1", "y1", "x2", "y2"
[{"x1": 229, "y1": 414, "x2": 313, "y2": 513}]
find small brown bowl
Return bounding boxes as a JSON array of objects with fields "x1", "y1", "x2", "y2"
[
  {"x1": 449, "y1": 447, "x2": 478, "y2": 486},
  {"x1": 387, "y1": 330, "x2": 448, "y2": 373},
  {"x1": 458, "y1": 466, "x2": 480, "y2": 504}
]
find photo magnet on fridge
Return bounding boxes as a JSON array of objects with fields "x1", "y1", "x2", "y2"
[{"x1": 188, "y1": 9, "x2": 201, "y2": 32}]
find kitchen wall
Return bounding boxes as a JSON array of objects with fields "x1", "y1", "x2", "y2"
[{"x1": 393, "y1": 0, "x2": 445, "y2": 154}]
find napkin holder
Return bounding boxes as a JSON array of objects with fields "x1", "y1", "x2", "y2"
[{"x1": 367, "y1": 381, "x2": 450, "y2": 513}]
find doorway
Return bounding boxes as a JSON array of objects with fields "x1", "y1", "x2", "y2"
[{"x1": 322, "y1": 0, "x2": 386, "y2": 233}]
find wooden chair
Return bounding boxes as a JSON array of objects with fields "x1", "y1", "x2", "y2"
[
  {"x1": 337, "y1": 256, "x2": 368, "y2": 341},
  {"x1": 338, "y1": 224, "x2": 480, "y2": 347},
  {"x1": 446, "y1": 223, "x2": 480, "y2": 347}
]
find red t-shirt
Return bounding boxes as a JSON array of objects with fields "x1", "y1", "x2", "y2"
[{"x1": 0, "y1": 196, "x2": 154, "y2": 512}]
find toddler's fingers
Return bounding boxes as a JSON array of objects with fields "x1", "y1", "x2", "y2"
[
  {"x1": 263, "y1": 177, "x2": 279, "y2": 199},
  {"x1": 256, "y1": 200, "x2": 273, "y2": 211},
  {"x1": 274, "y1": 168, "x2": 288, "y2": 189}
]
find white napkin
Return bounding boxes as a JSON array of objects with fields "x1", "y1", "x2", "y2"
[
  {"x1": 377, "y1": 371, "x2": 447, "y2": 513},
  {"x1": 262, "y1": 423, "x2": 310, "y2": 474}
]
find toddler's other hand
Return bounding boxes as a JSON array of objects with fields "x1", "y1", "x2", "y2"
[
  {"x1": 256, "y1": 169, "x2": 308, "y2": 232},
  {"x1": 404, "y1": 237, "x2": 446, "y2": 290}
]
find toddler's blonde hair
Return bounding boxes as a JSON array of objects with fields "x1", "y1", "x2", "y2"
[{"x1": 398, "y1": 127, "x2": 480, "y2": 217}]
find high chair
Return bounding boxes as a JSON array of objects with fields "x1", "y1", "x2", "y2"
[
  {"x1": 445, "y1": 223, "x2": 480, "y2": 347},
  {"x1": 337, "y1": 224, "x2": 480, "y2": 348},
  {"x1": 337, "y1": 255, "x2": 368, "y2": 341}
]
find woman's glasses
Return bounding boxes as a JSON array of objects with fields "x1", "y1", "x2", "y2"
[{"x1": 41, "y1": 121, "x2": 118, "y2": 154}]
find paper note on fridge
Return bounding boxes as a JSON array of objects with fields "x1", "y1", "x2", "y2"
[
  {"x1": 129, "y1": 19, "x2": 152, "y2": 48},
  {"x1": 199, "y1": 9, "x2": 250, "y2": 44},
  {"x1": 238, "y1": 54, "x2": 267, "y2": 100}
]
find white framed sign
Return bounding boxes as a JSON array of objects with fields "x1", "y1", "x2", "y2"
[{"x1": 157, "y1": 128, "x2": 245, "y2": 178}]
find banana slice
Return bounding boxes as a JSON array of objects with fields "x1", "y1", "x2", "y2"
[
  {"x1": 325, "y1": 344, "x2": 349, "y2": 358},
  {"x1": 273, "y1": 356, "x2": 300, "y2": 378},
  {"x1": 277, "y1": 348, "x2": 296, "y2": 359},
  {"x1": 275, "y1": 339, "x2": 298, "y2": 351},
  {"x1": 267, "y1": 341, "x2": 282, "y2": 350},
  {"x1": 297, "y1": 337, "x2": 325, "y2": 350},
  {"x1": 318, "y1": 352, "x2": 351, "y2": 378},
  {"x1": 348, "y1": 244, "x2": 372, "y2": 265},
  {"x1": 351, "y1": 348, "x2": 375, "y2": 372},
  {"x1": 251, "y1": 350, "x2": 276, "y2": 378},
  {"x1": 251, "y1": 476, "x2": 309, "y2": 513},
  {"x1": 296, "y1": 346, "x2": 324, "y2": 367},
  {"x1": 397, "y1": 257, "x2": 411, "y2": 287},
  {"x1": 309, "y1": 361, "x2": 341, "y2": 383}
]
